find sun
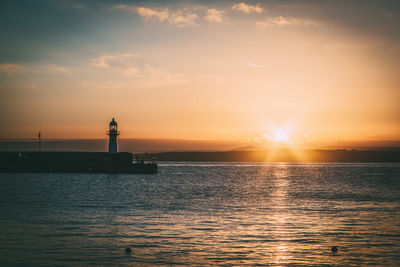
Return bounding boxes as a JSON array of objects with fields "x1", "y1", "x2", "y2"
[
  {"x1": 260, "y1": 126, "x2": 302, "y2": 161},
  {"x1": 273, "y1": 129, "x2": 290, "y2": 142},
  {"x1": 263, "y1": 128, "x2": 291, "y2": 143}
]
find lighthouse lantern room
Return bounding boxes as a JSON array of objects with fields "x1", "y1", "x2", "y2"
[{"x1": 107, "y1": 118, "x2": 120, "y2": 153}]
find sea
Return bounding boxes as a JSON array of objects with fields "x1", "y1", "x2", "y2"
[{"x1": 0, "y1": 163, "x2": 399, "y2": 266}]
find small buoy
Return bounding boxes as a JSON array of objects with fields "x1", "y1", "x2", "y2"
[
  {"x1": 125, "y1": 247, "x2": 132, "y2": 254},
  {"x1": 331, "y1": 246, "x2": 338, "y2": 253}
]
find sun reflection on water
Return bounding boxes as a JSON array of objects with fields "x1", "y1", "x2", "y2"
[
  {"x1": 271, "y1": 244, "x2": 292, "y2": 265},
  {"x1": 269, "y1": 164, "x2": 294, "y2": 264},
  {"x1": 3, "y1": 164, "x2": 397, "y2": 265}
]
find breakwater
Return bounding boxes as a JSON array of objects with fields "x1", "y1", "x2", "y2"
[{"x1": 0, "y1": 152, "x2": 157, "y2": 174}]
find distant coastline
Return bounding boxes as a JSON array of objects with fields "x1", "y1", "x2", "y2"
[
  {"x1": 142, "y1": 150, "x2": 400, "y2": 162},
  {"x1": 1, "y1": 140, "x2": 400, "y2": 162}
]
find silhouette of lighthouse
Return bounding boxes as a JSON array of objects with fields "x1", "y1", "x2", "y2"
[{"x1": 107, "y1": 118, "x2": 119, "y2": 153}]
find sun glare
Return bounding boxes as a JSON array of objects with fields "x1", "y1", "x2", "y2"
[
  {"x1": 263, "y1": 128, "x2": 291, "y2": 143},
  {"x1": 273, "y1": 130, "x2": 290, "y2": 142}
]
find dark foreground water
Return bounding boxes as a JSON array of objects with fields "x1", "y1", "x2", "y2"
[{"x1": 0, "y1": 163, "x2": 399, "y2": 266}]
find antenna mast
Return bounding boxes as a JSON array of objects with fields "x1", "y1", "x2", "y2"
[{"x1": 38, "y1": 131, "x2": 41, "y2": 152}]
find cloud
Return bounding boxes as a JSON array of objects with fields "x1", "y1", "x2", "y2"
[
  {"x1": 91, "y1": 53, "x2": 140, "y2": 69},
  {"x1": 142, "y1": 64, "x2": 188, "y2": 85},
  {"x1": 247, "y1": 62, "x2": 270, "y2": 69},
  {"x1": 24, "y1": 83, "x2": 39, "y2": 89},
  {"x1": 114, "y1": 5, "x2": 198, "y2": 28},
  {"x1": 0, "y1": 63, "x2": 25, "y2": 75},
  {"x1": 271, "y1": 16, "x2": 299, "y2": 26},
  {"x1": 123, "y1": 67, "x2": 139, "y2": 76},
  {"x1": 168, "y1": 8, "x2": 199, "y2": 28},
  {"x1": 205, "y1": 8, "x2": 225, "y2": 23},
  {"x1": 0, "y1": 63, "x2": 68, "y2": 75},
  {"x1": 136, "y1": 7, "x2": 169, "y2": 22},
  {"x1": 256, "y1": 16, "x2": 315, "y2": 28},
  {"x1": 82, "y1": 80, "x2": 130, "y2": 90},
  {"x1": 46, "y1": 64, "x2": 68, "y2": 73},
  {"x1": 91, "y1": 52, "x2": 188, "y2": 85},
  {"x1": 111, "y1": 4, "x2": 135, "y2": 12},
  {"x1": 232, "y1": 2, "x2": 263, "y2": 13}
]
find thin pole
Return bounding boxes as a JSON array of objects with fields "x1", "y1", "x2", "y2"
[{"x1": 38, "y1": 131, "x2": 41, "y2": 152}]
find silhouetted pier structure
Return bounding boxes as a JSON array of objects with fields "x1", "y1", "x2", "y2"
[
  {"x1": 0, "y1": 151, "x2": 157, "y2": 174},
  {"x1": 0, "y1": 118, "x2": 158, "y2": 174}
]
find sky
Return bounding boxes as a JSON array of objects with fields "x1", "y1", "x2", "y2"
[{"x1": 0, "y1": 0, "x2": 399, "y2": 149}]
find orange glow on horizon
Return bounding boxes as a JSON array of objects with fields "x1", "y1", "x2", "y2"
[{"x1": 1, "y1": 1, "x2": 399, "y2": 149}]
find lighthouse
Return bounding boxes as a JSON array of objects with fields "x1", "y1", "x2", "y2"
[{"x1": 107, "y1": 118, "x2": 120, "y2": 153}]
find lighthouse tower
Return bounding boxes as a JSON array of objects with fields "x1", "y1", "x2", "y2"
[{"x1": 107, "y1": 118, "x2": 120, "y2": 153}]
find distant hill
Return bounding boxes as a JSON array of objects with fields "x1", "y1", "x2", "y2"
[
  {"x1": 1, "y1": 139, "x2": 399, "y2": 162},
  {"x1": 142, "y1": 149, "x2": 400, "y2": 162}
]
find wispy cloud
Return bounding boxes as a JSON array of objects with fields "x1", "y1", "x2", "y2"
[
  {"x1": 81, "y1": 80, "x2": 130, "y2": 90},
  {"x1": 136, "y1": 7, "x2": 169, "y2": 22},
  {"x1": 0, "y1": 63, "x2": 25, "y2": 75},
  {"x1": 232, "y1": 2, "x2": 263, "y2": 13},
  {"x1": 247, "y1": 62, "x2": 270, "y2": 69},
  {"x1": 91, "y1": 53, "x2": 140, "y2": 68},
  {"x1": 24, "y1": 83, "x2": 39, "y2": 89},
  {"x1": 114, "y1": 5, "x2": 198, "y2": 28},
  {"x1": 168, "y1": 8, "x2": 199, "y2": 28},
  {"x1": 257, "y1": 16, "x2": 316, "y2": 28},
  {"x1": 111, "y1": 4, "x2": 135, "y2": 12},
  {"x1": 142, "y1": 64, "x2": 188, "y2": 86},
  {"x1": 205, "y1": 8, "x2": 226, "y2": 23},
  {"x1": 45, "y1": 64, "x2": 68, "y2": 73},
  {"x1": 0, "y1": 63, "x2": 68, "y2": 75},
  {"x1": 91, "y1": 52, "x2": 188, "y2": 85}
]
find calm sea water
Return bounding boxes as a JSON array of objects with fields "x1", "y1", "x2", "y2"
[{"x1": 0, "y1": 163, "x2": 399, "y2": 266}]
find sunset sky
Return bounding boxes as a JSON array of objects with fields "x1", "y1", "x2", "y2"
[{"x1": 1, "y1": 0, "x2": 399, "y2": 149}]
